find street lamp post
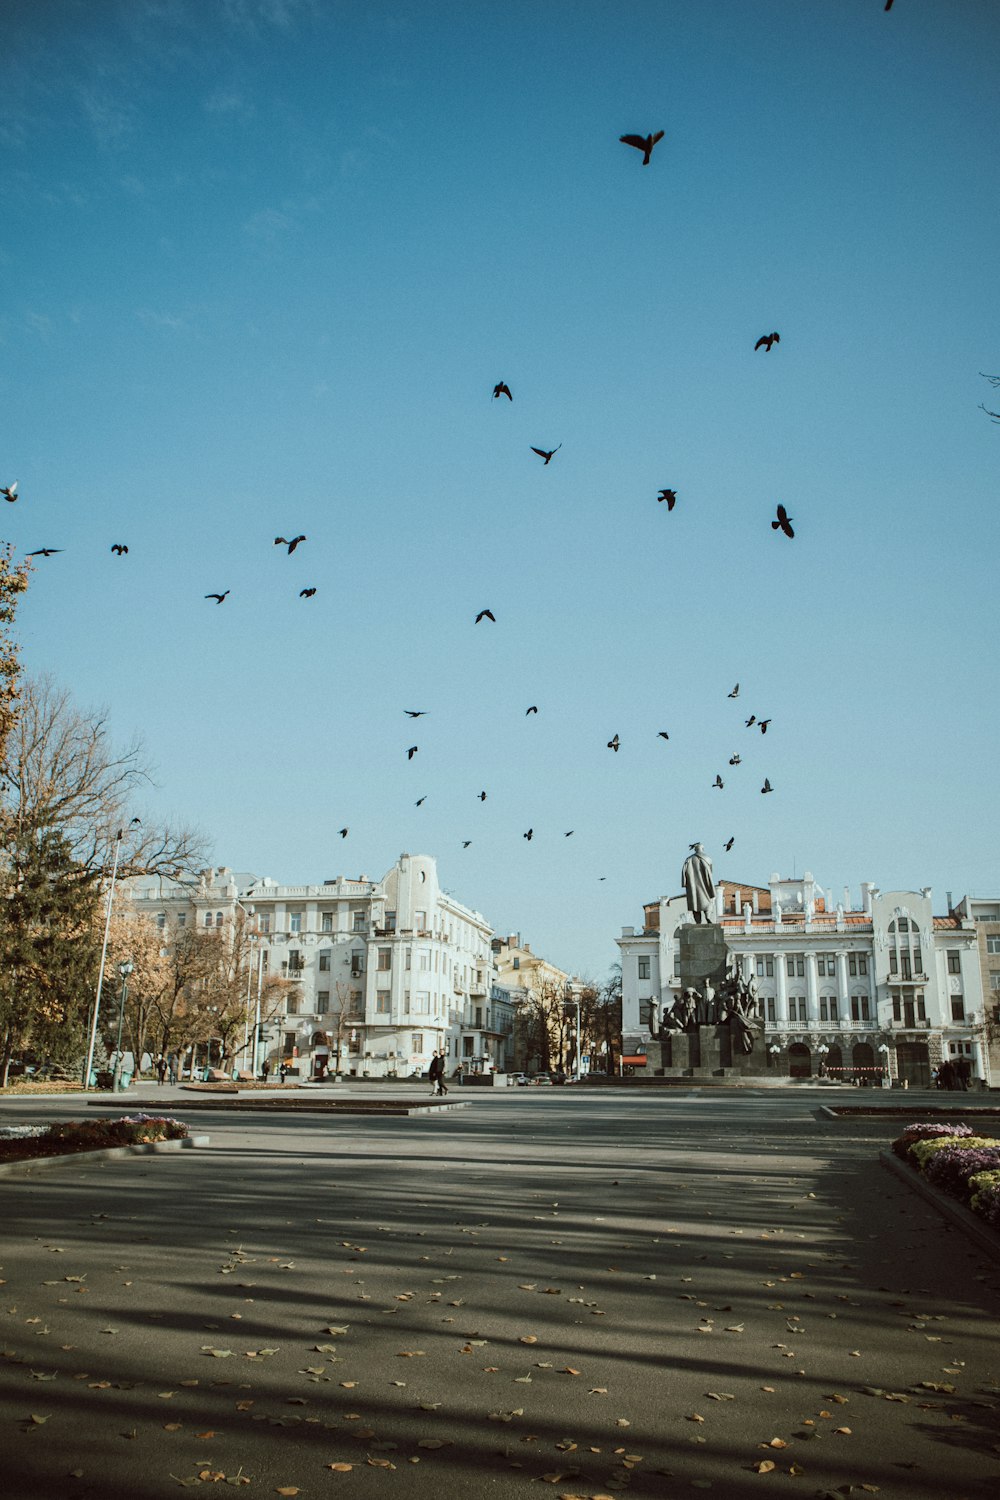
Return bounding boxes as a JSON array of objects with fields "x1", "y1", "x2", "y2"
[
  {"x1": 83, "y1": 825, "x2": 130, "y2": 1089},
  {"x1": 112, "y1": 960, "x2": 134, "y2": 1091}
]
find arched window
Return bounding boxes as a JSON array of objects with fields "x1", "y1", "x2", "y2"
[
  {"x1": 887, "y1": 918, "x2": 922, "y2": 977},
  {"x1": 215, "y1": 911, "x2": 224, "y2": 927},
  {"x1": 204, "y1": 912, "x2": 213, "y2": 928}
]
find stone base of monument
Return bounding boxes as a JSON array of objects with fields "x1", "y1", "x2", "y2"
[{"x1": 644, "y1": 1023, "x2": 767, "y2": 1078}]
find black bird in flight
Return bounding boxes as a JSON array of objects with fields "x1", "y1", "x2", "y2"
[
  {"x1": 407, "y1": 746, "x2": 418, "y2": 760},
  {"x1": 607, "y1": 733, "x2": 620, "y2": 752},
  {"x1": 758, "y1": 719, "x2": 772, "y2": 734},
  {"x1": 712, "y1": 774, "x2": 724, "y2": 790},
  {"x1": 657, "y1": 489, "x2": 677, "y2": 509},
  {"x1": 771, "y1": 503, "x2": 794, "y2": 538},
  {"x1": 475, "y1": 608, "x2": 496, "y2": 623},
  {"x1": 526, "y1": 705, "x2": 538, "y2": 715},
  {"x1": 205, "y1": 591, "x2": 229, "y2": 603},
  {"x1": 479, "y1": 791, "x2": 487, "y2": 802},
  {"x1": 620, "y1": 130, "x2": 664, "y2": 165},
  {"x1": 729, "y1": 754, "x2": 741, "y2": 766},
  {"x1": 462, "y1": 840, "x2": 472, "y2": 848},
  {"x1": 2, "y1": 482, "x2": 17, "y2": 502},
  {"x1": 523, "y1": 829, "x2": 533, "y2": 841},
  {"x1": 275, "y1": 535, "x2": 306, "y2": 553},
  {"x1": 415, "y1": 796, "x2": 426, "y2": 806},
  {"x1": 885, "y1": 0, "x2": 894, "y2": 10},
  {"x1": 493, "y1": 381, "x2": 512, "y2": 401},
  {"x1": 657, "y1": 731, "x2": 670, "y2": 741},
  {"x1": 405, "y1": 710, "x2": 426, "y2": 718},
  {"x1": 761, "y1": 778, "x2": 774, "y2": 794},
  {"x1": 26, "y1": 548, "x2": 62, "y2": 557},
  {"x1": 299, "y1": 587, "x2": 316, "y2": 598},
  {"x1": 338, "y1": 827, "x2": 348, "y2": 838},
  {"x1": 531, "y1": 444, "x2": 561, "y2": 464},
  {"x1": 728, "y1": 682, "x2": 740, "y2": 698},
  {"x1": 745, "y1": 715, "x2": 756, "y2": 728},
  {"x1": 564, "y1": 830, "x2": 574, "y2": 837},
  {"x1": 755, "y1": 332, "x2": 780, "y2": 352},
  {"x1": 724, "y1": 836, "x2": 735, "y2": 852},
  {"x1": 111, "y1": 543, "x2": 128, "y2": 555}
]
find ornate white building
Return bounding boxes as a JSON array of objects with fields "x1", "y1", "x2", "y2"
[
  {"x1": 618, "y1": 870, "x2": 989, "y2": 1086},
  {"x1": 124, "y1": 853, "x2": 495, "y2": 1079}
]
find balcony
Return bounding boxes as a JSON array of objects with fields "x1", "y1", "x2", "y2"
[{"x1": 886, "y1": 972, "x2": 928, "y2": 985}]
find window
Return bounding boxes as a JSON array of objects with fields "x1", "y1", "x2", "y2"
[
  {"x1": 177, "y1": 912, "x2": 186, "y2": 928},
  {"x1": 156, "y1": 913, "x2": 166, "y2": 929},
  {"x1": 376, "y1": 990, "x2": 390, "y2": 1013},
  {"x1": 351, "y1": 951, "x2": 364, "y2": 976},
  {"x1": 765, "y1": 956, "x2": 774, "y2": 977},
  {"x1": 991, "y1": 973, "x2": 1000, "y2": 991},
  {"x1": 317, "y1": 990, "x2": 330, "y2": 1009},
  {"x1": 286, "y1": 995, "x2": 299, "y2": 1016},
  {"x1": 889, "y1": 951, "x2": 898, "y2": 974},
  {"x1": 259, "y1": 914, "x2": 270, "y2": 934},
  {"x1": 512, "y1": 957, "x2": 520, "y2": 970},
  {"x1": 987, "y1": 936, "x2": 1000, "y2": 954},
  {"x1": 463, "y1": 1036, "x2": 475, "y2": 1057},
  {"x1": 415, "y1": 910, "x2": 427, "y2": 930},
  {"x1": 419, "y1": 952, "x2": 430, "y2": 971},
  {"x1": 947, "y1": 951, "x2": 961, "y2": 974},
  {"x1": 475, "y1": 1006, "x2": 483, "y2": 1029},
  {"x1": 411, "y1": 1032, "x2": 423, "y2": 1053},
  {"x1": 352, "y1": 910, "x2": 366, "y2": 932},
  {"x1": 319, "y1": 951, "x2": 330, "y2": 971},
  {"x1": 851, "y1": 995, "x2": 870, "y2": 1022},
  {"x1": 673, "y1": 953, "x2": 681, "y2": 977},
  {"x1": 288, "y1": 949, "x2": 301, "y2": 972},
  {"x1": 283, "y1": 1031, "x2": 296, "y2": 1055},
  {"x1": 817, "y1": 955, "x2": 829, "y2": 977},
  {"x1": 766, "y1": 998, "x2": 776, "y2": 1023},
  {"x1": 858, "y1": 955, "x2": 867, "y2": 974},
  {"x1": 951, "y1": 995, "x2": 965, "y2": 1021},
  {"x1": 204, "y1": 912, "x2": 213, "y2": 928},
  {"x1": 416, "y1": 991, "x2": 430, "y2": 1013},
  {"x1": 216, "y1": 911, "x2": 224, "y2": 927},
  {"x1": 386, "y1": 911, "x2": 397, "y2": 932},
  {"x1": 790, "y1": 996, "x2": 807, "y2": 1023},
  {"x1": 638, "y1": 957, "x2": 650, "y2": 980},
  {"x1": 378, "y1": 947, "x2": 391, "y2": 971},
  {"x1": 786, "y1": 956, "x2": 804, "y2": 977},
  {"x1": 322, "y1": 912, "x2": 333, "y2": 932},
  {"x1": 756, "y1": 957, "x2": 764, "y2": 977}
]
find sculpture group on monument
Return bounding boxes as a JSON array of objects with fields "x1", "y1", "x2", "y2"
[{"x1": 644, "y1": 842, "x2": 766, "y2": 1076}]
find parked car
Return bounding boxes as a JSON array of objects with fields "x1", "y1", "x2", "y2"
[
  {"x1": 511, "y1": 1073, "x2": 529, "y2": 1087},
  {"x1": 532, "y1": 1074, "x2": 553, "y2": 1086}
]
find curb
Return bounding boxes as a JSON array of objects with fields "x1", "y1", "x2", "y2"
[
  {"x1": 878, "y1": 1149, "x2": 1000, "y2": 1264},
  {"x1": 0, "y1": 1134, "x2": 210, "y2": 1179},
  {"x1": 113, "y1": 1098, "x2": 472, "y2": 1117}
]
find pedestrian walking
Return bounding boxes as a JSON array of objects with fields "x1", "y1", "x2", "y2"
[
  {"x1": 167, "y1": 1052, "x2": 178, "y2": 1086},
  {"x1": 261, "y1": 1058, "x2": 270, "y2": 1083},
  {"x1": 279, "y1": 1061, "x2": 289, "y2": 1085},
  {"x1": 428, "y1": 1051, "x2": 443, "y2": 1096},
  {"x1": 955, "y1": 1054, "x2": 971, "y2": 1091},
  {"x1": 937, "y1": 1059, "x2": 955, "y2": 1091},
  {"x1": 156, "y1": 1054, "x2": 167, "y2": 1087}
]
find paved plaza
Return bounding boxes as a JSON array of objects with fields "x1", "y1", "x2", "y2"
[{"x1": 1, "y1": 1087, "x2": 998, "y2": 1499}]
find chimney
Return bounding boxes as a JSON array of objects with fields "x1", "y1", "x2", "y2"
[
  {"x1": 946, "y1": 890, "x2": 953, "y2": 914},
  {"x1": 861, "y1": 882, "x2": 873, "y2": 915},
  {"x1": 843, "y1": 885, "x2": 851, "y2": 912}
]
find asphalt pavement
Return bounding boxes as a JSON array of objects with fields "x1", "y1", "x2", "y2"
[{"x1": 1, "y1": 1086, "x2": 998, "y2": 1500}]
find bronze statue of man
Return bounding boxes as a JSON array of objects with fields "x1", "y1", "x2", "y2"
[{"x1": 682, "y1": 842, "x2": 716, "y2": 924}]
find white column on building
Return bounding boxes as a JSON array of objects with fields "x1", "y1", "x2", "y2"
[
  {"x1": 775, "y1": 952, "x2": 787, "y2": 1025},
  {"x1": 805, "y1": 952, "x2": 819, "y2": 1028},
  {"x1": 836, "y1": 951, "x2": 849, "y2": 1024}
]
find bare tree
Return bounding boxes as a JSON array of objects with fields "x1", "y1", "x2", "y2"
[
  {"x1": 979, "y1": 372, "x2": 1000, "y2": 423},
  {"x1": 2, "y1": 675, "x2": 209, "y2": 883},
  {"x1": 0, "y1": 546, "x2": 30, "y2": 780}
]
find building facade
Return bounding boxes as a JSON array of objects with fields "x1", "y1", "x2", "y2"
[
  {"x1": 124, "y1": 853, "x2": 495, "y2": 1079},
  {"x1": 951, "y1": 895, "x2": 1000, "y2": 1080},
  {"x1": 618, "y1": 870, "x2": 989, "y2": 1087}
]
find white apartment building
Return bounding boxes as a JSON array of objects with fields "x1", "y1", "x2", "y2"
[
  {"x1": 124, "y1": 852, "x2": 495, "y2": 1079},
  {"x1": 618, "y1": 870, "x2": 989, "y2": 1087}
]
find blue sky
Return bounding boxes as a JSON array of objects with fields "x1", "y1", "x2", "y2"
[{"x1": 2, "y1": 0, "x2": 998, "y2": 980}]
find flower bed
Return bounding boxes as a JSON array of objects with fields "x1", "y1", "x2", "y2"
[
  {"x1": 0, "y1": 1114, "x2": 189, "y2": 1164},
  {"x1": 891, "y1": 1120, "x2": 1000, "y2": 1228}
]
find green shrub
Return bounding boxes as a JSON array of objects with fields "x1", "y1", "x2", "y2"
[{"x1": 969, "y1": 1168, "x2": 1000, "y2": 1210}]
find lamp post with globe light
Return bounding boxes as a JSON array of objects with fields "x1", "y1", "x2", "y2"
[{"x1": 112, "y1": 960, "x2": 134, "y2": 1091}]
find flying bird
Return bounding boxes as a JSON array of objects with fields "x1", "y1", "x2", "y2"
[
  {"x1": 523, "y1": 829, "x2": 533, "y2": 841},
  {"x1": 657, "y1": 489, "x2": 677, "y2": 510},
  {"x1": 531, "y1": 444, "x2": 561, "y2": 464},
  {"x1": 205, "y1": 591, "x2": 229, "y2": 603},
  {"x1": 479, "y1": 791, "x2": 487, "y2": 802},
  {"x1": 745, "y1": 715, "x2": 756, "y2": 728},
  {"x1": 728, "y1": 683, "x2": 740, "y2": 698},
  {"x1": 619, "y1": 130, "x2": 664, "y2": 165},
  {"x1": 275, "y1": 535, "x2": 306, "y2": 553},
  {"x1": 724, "y1": 837, "x2": 735, "y2": 852},
  {"x1": 111, "y1": 544, "x2": 128, "y2": 555},
  {"x1": 493, "y1": 381, "x2": 512, "y2": 401},
  {"x1": 26, "y1": 548, "x2": 62, "y2": 557},
  {"x1": 407, "y1": 746, "x2": 418, "y2": 760},
  {"x1": 338, "y1": 827, "x2": 348, "y2": 838},
  {"x1": 475, "y1": 609, "x2": 496, "y2": 623},
  {"x1": 755, "y1": 332, "x2": 780, "y2": 352},
  {"x1": 564, "y1": 831, "x2": 574, "y2": 837},
  {"x1": 404, "y1": 710, "x2": 426, "y2": 718},
  {"x1": 607, "y1": 734, "x2": 620, "y2": 752},
  {"x1": 462, "y1": 840, "x2": 472, "y2": 848},
  {"x1": 525, "y1": 705, "x2": 538, "y2": 715},
  {"x1": 759, "y1": 719, "x2": 772, "y2": 734},
  {"x1": 299, "y1": 588, "x2": 316, "y2": 598},
  {"x1": 761, "y1": 778, "x2": 774, "y2": 794},
  {"x1": 771, "y1": 503, "x2": 794, "y2": 538},
  {"x1": 712, "y1": 774, "x2": 724, "y2": 790},
  {"x1": 729, "y1": 754, "x2": 741, "y2": 766},
  {"x1": 657, "y1": 731, "x2": 670, "y2": 741},
  {"x1": 415, "y1": 797, "x2": 426, "y2": 806},
  {"x1": 885, "y1": 0, "x2": 894, "y2": 9},
  {"x1": 2, "y1": 482, "x2": 17, "y2": 502}
]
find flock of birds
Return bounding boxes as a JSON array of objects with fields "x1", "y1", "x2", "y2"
[{"x1": 1, "y1": 91, "x2": 878, "y2": 870}]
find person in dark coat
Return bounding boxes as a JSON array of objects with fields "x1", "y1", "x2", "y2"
[
  {"x1": 261, "y1": 1058, "x2": 270, "y2": 1083},
  {"x1": 937, "y1": 1059, "x2": 955, "y2": 1091},
  {"x1": 428, "y1": 1051, "x2": 443, "y2": 1096},
  {"x1": 955, "y1": 1054, "x2": 972, "y2": 1091}
]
